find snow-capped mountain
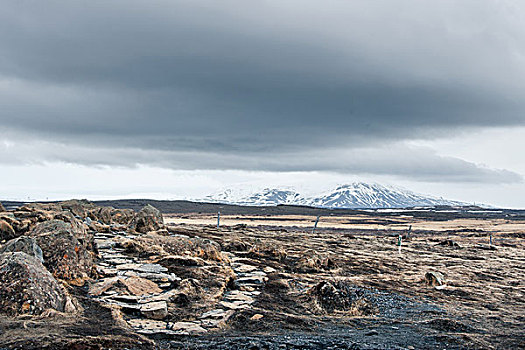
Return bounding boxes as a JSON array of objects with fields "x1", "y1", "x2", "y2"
[
  {"x1": 305, "y1": 183, "x2": 464, "y2": 209},
  {"x1": 203, "y1": 188, "x2": 303, "y2": 206},
  {"x1": 201, "y1": 182, "x2": 467, "y2": 209}
]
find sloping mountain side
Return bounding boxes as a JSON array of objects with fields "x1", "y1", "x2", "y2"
[{"x1": 203, "y1": 182, "x2": 469, "y2": 209}]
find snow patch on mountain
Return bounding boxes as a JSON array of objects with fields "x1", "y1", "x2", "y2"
[{"x1": 203, "y1": 188, "x2": 303, "y2": 207}]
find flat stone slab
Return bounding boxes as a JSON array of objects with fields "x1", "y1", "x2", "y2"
[
  {"x1": 235, "y1": 276, "x2": 267, "y2": 285},
  {"x1": 200, "y1": 308, "x2": 228, "y2": 319},
  {"x1": 230, "y1": 257, "x2": 260, "y2": 264},
  {"x1": 121, "y1": 276, "x2": 163, "y2": 296},
  {"x1": 139, "y1": 290, "x2": 176, "y2": 303},
  {"x1": 122, "y1": 270, "x2": 180, "y2": 283},
  {"x1": 97, "y1": 267, "x2": 119, "y2": 277},
  {"x1": 90, "y1": 276, "x2": 163, "y2": 297},
  {"x1": 116, "y1": 263, "x2": 168, "y2": 273},
  {"x1": 140, "y1": 301, "x2": 168, "y2": 320},
  {"x1": 263, "y1": 266, "x2": 277, "y2": 273},
  {"x1": 95, "y1": 239, "x2": 116, "y2": 250},
  {"x1": 127, "y1": 318, "x2": 169, "y2": 332},
  {"x1": 106, "y1": 258, "x2": 135, "y2": 265},
  {"x1": 156, "y1": 255, "x2": 206, "y2": 267},
  {"x1": 169, "y1": 321, "x2": 207, "y2": 334},
  {"x1": 200, "y1": 318, "x2": 223, "y2": 328},
  {"x1": 94, "y1": 233, "x2": 116, "y2": 239},
  {"x1": 244, "y1": 271, "x2": 267, "y2": 277},
  {"x1": 219, "y1": 300, "x2": 251, "y2": 310},
  {"x1": 101, "y1": 252, "x2": 129, "y2": 257},
  {"x1": 129, "y1": 319, "x2": 206, "y2": 335},
  {"x1": 232, "y1": 264, "x2": 259, "y2": 273},
  {"x1": 107, "y1": 294, "x2": 141, "y2": 303},
  {"x1": 224, "y1": 291, "x2": 255, "y2": 303},
  {"x1": 89, "y1": 277, "x2": 119, "y2": 296}
]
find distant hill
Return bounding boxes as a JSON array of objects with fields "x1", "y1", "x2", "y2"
[{"x1": 202, "y1": 182, "x2": 468, "y2": 209}]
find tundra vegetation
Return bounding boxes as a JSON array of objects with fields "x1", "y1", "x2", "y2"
[{"x1": 0, "y1": 200, "x2": 523, "y2": 349}]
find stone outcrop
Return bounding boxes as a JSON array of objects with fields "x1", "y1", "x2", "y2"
[
  {"x1": 0, "y1": 202, "x2": 5, "y2": 212},
  {"x1": 133, "y1": 205, "x2": 164, "y2": 234},
  {"x1": 0, "y1": 252, "x2": 77, "y2": 316},
  {"x1": 60, "y1": 199, "x2": 95, "y2": 218},
  {"x1": 30, "y1": 220, "x2": 94, "y2": 280},
  {"x1": 90, "y1": 206, "x2": 135, "y2": 225}
]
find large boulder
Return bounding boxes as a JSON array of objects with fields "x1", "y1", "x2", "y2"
[
  {"x1": 60, "y1": 199, "x2": 95, "y2": 218},
  {"x1": 93, "y1": 206, "x2": 114, "y2": 224},
  {"x1": 0, "y1": 252, "x2": 77, "y2": 316},
  {"x1": 19, "y1": 202, "x2": 62, "y2": 213},
  {"x1": 0, "y1": 236, "x2": 44, "y2": 262},
  {"x1": 111, "y1": 208, "x2": 135, "y2": 225},
  {"x1": 12, "y1": 203, "x2": 60, "y2": 233},
  {"x1": 0, "y1": 219, "x2": 17, "y2": 241},
  {"x1": 88, "y1": 206, "x2": 135, "y2": 225},
  {"x1": 30, "y1": 220, "x2": 94, "y2": 280},
  {"x1": 133, "y1": 205, "x2": 164, "y2": 234},
  {"x1": 0, "y1": 202, "x2": 5, "y2": 211},
  {"x1": 32, "y1": 217, "x2": 90, "y2": 242}
]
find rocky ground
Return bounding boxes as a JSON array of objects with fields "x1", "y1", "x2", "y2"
[{"x1": 0, "y1": 200, "x2": 523, "y2": 349}]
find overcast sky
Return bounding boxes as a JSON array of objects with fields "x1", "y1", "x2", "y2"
[{"x1": 1, "y1": 1, "x2": 524, "y2": 207}]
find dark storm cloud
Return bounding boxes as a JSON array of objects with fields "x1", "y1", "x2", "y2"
[{"x1": 0, "y1": 1, "x2": 524, "y2": 181}]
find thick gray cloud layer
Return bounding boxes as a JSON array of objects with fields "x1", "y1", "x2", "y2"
[{"x1": 1, "y1": 1, "x2": 524, "y2": 182}]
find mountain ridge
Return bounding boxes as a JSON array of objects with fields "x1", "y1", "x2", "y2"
[{"x1": 201, "y1": 182, "x2": 469, "y2": 209}]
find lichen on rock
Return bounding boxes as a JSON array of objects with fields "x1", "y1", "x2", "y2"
[{"x1": 0, "y1": 252, "x2": 78, "y2": 316}]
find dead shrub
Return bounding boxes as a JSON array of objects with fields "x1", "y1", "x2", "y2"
[
  {"x1": 308, "y1": 280, "x2": 377, "y2": 315},
  {"x1": 248, "y1": 241, "x2": 286, "y2": 262}
]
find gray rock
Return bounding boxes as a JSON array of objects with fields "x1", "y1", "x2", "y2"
[{"x1": 0, "y1": 236, "x2": 44, "y2": 262}]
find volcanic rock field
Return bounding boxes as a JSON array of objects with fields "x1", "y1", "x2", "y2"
[{"x1": 0, "y1": 200, "x2": 523, "y2": 349}]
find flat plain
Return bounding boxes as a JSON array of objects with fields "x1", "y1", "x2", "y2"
[{"x1": 162, "y1": 208, "x2": 525, "y2": 349}]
